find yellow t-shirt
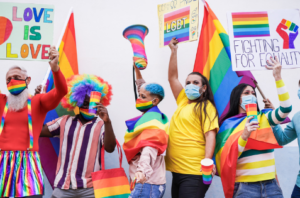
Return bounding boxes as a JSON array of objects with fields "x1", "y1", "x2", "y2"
[{"x1": 165, "y1": 89, "x2": 219, "y2": 175}]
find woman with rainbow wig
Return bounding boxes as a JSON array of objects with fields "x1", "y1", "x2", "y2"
[
  {"x1": 124, "y1": 63, "x2": 168, "y2": 198},
  {"x1": 40, "y1": 74, "x2": 116, "y2": 198}
]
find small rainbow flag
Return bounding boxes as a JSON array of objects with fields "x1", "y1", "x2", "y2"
[
  {"x1": 232, "y1": 11, "x2": 270, "y2": 38},
  {"x1": 164, "y1": 6, "x2": 190, "y2": 46},
  {"x1": 123, "y1": 106, "x2": 169, "y2": 162}
]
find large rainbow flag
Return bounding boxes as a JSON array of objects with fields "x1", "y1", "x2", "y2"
[
  {"x1": 38, "y1": 10, "x2": 78, "y2": 188},
  {"x1": 193, "y1": 1, "x2": 255, "y2": 121},
  {"x1": 123, "y1": 106, "x2": 169, "y2": 162}
]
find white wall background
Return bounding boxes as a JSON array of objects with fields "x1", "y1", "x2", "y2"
[{"x1": 1, "y1": 0, "x2": 300, "y2": 197}]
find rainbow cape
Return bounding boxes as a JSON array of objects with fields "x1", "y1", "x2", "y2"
[
  {"x1": 39, "y1": 10, "x2": 79, "y2": 188},
  {"x1": 215, "y1": 109, "x2": 282, "y2": 198},
  {"x1": 193, "y1": 1, "x2": 256, "y2": 121},
  {"x1": 123, "y1": 106, "x2": 169, "y2": 162}
]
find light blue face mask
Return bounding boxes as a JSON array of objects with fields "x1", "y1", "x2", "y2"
[
  {"x1": 185, "y1": 84, "x2": 201, "y2": 100},
  {"x1": 298, "y1": 88, "x2": 300, "y2": 99},
  {"x1": 241, "y1": 95, "x2": 257, "y2": 110}
]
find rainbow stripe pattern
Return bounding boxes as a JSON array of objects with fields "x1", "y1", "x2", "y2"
[
  {"x1": 123, "y1": 25, "x2": 149, "y2": 70},
  {"x1": 123, "y1": 106, "x2": 169, "y2": 162},
  {"x1": 164, "y1": 6, "x2": 190, "y2": 46},
  {"x1": 135, "y1": 99, "x2": 153, "y2": 112},
  {"x1": 0, "y1": 95, "x2": 33, "y2": 149},
  {"x1": 281, "y1": 19, "x2": 299, "y2": 32},
  {"x1": 245, "y1": 103, "x2": 258, "y2": 123},
  {"x1": 79, "y1": 108, "x2": 94, "y2": 120},
  {"x1": 0, "y1": 151, "x2": 44, "y2": 197},
  {"x1": 0, "y1": 17, "x2": 13, "y2": 45},
  {"x1": 232, "y1": 11, "x2": 270, "y2": 38},
  {"x1": 7, "y1": 79, "x2": 27, "y2": 95},
  {"x1": 88, "y1": 91, "x2": 101, "y2": 115},
  {"x1": 39, "y1": 11, "x2": 79, "y2": 188},
  {"x1": 215, "y1": 109, "x2": 282, "y2": 198},
  {"x1": 202, "y1": 165, "x2": 213, "y2": 185},
  {"x1": 193, "y1": 1, "x2": 256, "y2": 121}
]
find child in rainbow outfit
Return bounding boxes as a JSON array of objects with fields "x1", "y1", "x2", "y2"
[
  {"x1": 39, "y1": 74, "x2": 117, "y2": 198},
  {"x1": 124, "y1": 64, "x2": 168, "y2": 198}
]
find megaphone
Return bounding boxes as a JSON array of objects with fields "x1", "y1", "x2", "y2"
[{"x1": 123, "y1": 25, "x2": 149, "y2": 70}]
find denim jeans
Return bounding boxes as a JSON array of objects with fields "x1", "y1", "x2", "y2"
[
  {"x1": 129, "y1": 183, "x2": 166, "y2": 198},
  {"x1": 292, "y1": 184, "x2": 300, "y2": 198},
  {"x1": 233, "y1": 179, "x2": 283, "y2": 198}
]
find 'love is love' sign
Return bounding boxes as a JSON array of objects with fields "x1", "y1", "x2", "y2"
[
  {"x1": 227, "y1": 9, "x2": 300, "y2": 71},
  {"x1": 0, "y1": 2, "x2": 54, "y2": 61}
]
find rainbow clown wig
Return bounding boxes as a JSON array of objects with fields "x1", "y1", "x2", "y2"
[{"x1": 61, "y1": 74, "x2": 112, "y2": 111}]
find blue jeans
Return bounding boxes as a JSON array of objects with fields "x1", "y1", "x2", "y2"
[
  {"x1": 292, "y1": 185, "x2": 300, "y2": 198},
  {"x1": 233, "y1": 179, "x2": 283, "y2": 198},
  {"x1": 129, "y1": 183, "x2": 166, "y2": 198}
]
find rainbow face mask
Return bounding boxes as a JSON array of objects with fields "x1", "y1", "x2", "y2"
[
  {"x1": 7, "y1": 78, "x2": 27, "y2": 95},
  {"x1": 79, "y1": 108, "x2": 95, "y2": 121},
  {"x1": 136, "y1": 99, "x2": 153, "y2": 112}
]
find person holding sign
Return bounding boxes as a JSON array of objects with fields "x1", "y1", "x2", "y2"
[
  {"x1": 0, "y1": 47, "x2": 67, "y2": 198},
  {"x1": 215, "y1": 56, "x2": 292, "y2": 198},
  {"x1": 39, "y1": 74, "x2": 116, "y2": 198},
  {"x1": 165, "y1": 38, "x2": 219, "y2": 198},
  {"x1": 123, "y1": 63, "x2": 168, "y2": 198},
  {"x1": 270, "y1": 80, "x2": 300, "y2": 198}
]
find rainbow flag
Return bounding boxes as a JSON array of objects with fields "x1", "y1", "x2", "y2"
[
  {"x1": 193, "y1": 1, "x2": 255, "y2": 121},
  {"x1": 215, "y1": 109, "x2": 282, "y2": 198},
  {"x1": 38, "y1": 10, "x2": 79, "y2": 188},
  {"x1": 123, "y1": 106, "x2": 169, "y2": 162},
  {"x1": 164, "y1": 6, "x2": 190, "y2": 46},
  {"x1": 232, "y1": 11, "x2": 270, "y2": 38}
]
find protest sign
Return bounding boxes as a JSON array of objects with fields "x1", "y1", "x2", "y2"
[
  {"x1": 227, "y1": 9, "x2": 300, "y2": 71},
  {"x1": 157, "y1": 0, "x2": 199, "y2": 48},
  {"x1": 0, "y1": 2, "x2": 54, "y2": 61}
]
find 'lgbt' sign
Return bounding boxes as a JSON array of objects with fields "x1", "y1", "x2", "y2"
[
  {"x1": 157, "y1": 0, "x2": 199, "y2": 48},
  {"x1": 164, "y1": 6, "x2": 190, "y2": 46}
]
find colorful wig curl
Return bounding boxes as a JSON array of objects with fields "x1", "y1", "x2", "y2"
[{"x1": 61, "y1": 74, "x2": 112, "y2": 111}]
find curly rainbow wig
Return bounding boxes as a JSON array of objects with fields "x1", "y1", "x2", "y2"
[{"x1": 61, "y1": 74, "x2": 113, "y2": 111}]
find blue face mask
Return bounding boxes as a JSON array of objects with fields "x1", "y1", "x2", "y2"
[
  {"x1": 298, "y1": 88, "x2": 300, "y2": 99},
  {"x1": 185, "y1": 84, "x2": 201, "y2": 100},
  {"x1": 241, "y1": 95, "x2": 257, "y2": 110}
]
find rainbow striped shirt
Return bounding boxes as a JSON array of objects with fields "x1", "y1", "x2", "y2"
[{"x1": 236, "y1": 79, "x2": 292, "y2": 182}]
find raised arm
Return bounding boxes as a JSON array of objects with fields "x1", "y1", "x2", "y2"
[
  {"x1": 134, "y1": 62, "x2": 146, "y2": 93},
  {"x1": 168, "y1": 38, "x2": 183, "y2": 100},
  {"x1": 40, "y1": 46, "x2": 68, "y2": 112},
  {"x1": 265, "y1": 56, "x2": 292, "y2": 126}
]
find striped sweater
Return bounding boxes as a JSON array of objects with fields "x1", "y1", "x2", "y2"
[{"x1": 236, "y1": 79, "x2": 292, "y2": 182}]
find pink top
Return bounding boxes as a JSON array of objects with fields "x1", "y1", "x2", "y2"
[{"x1": 129, "y1": 147, "x2": 166, "y2": 185}]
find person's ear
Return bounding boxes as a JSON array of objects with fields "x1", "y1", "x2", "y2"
[
  {"x1": 26, "y1": 77, "x2": 31, "y2": 86},
  {"x1": 201, "y1": 85, "x2": 207, "y2": 93},
  {"x1": 153, "y1": 98, "x2": 159, "y2": 106}
]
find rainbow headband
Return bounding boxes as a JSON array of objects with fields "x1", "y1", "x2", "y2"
[
  {"x1": 0, "y1": 94, "x2": 33, "y2": 149},
  {"x1": 7, "y1": 80, "x2": 27, "y2": 95}
]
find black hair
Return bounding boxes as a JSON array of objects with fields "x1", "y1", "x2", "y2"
[
  {"x1": 220, "y1": 83, "x2": 260, "y2": 124},
  {"x1": 188, "y1": 72, "x2": 218, "y2": 131}
]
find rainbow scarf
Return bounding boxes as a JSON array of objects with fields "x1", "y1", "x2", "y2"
[
  {"x1": 123, "y1": 106, "x2": 169, "y2": 162},
  {"x1": 7, "y1": 79, "x2": 27, "y2": 95},
  {"x1": 0, "y1": 94, "x2": 33, "y2": 149},
  {"x1": 79, "y1": 108, "x2": 94, "y2": 120},
  {"x1": 215, "y1": 109, "x2": 282, "y2": 198}
]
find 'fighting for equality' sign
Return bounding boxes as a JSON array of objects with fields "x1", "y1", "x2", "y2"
[
  {"x1": 0, "y1": 2, "x2": 54, "y2": 61},
  {"x1": 227, "y1": 9, "x2": 300, "y2": 71}
]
